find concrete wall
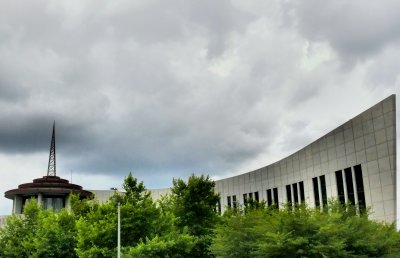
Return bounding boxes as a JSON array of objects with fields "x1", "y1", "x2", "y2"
[
  {"x1": 90, "y1": 189, "x2": 173, "y2": 203},
  {"x1": 89, "y1": 190, "x2": 117, "y2": 203},
  {"x1": 215, "y1": 95, "x2": 396, "y2": 223}
]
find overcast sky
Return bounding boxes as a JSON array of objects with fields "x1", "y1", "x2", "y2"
[{"x1": 0, "y1": 0, "x2": 399, "y2": 215}]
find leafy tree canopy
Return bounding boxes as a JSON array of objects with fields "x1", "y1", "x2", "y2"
[
  {"x1": 212, "y1": 200, "x2": 400, "y2": 258},
  {"x1": 2, "y1": 174, "x2": 400, "y2": 258}
]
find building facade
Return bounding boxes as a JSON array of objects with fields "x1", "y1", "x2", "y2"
[
  {"x1": 214, "y1": 95, "x2": 396, "y2": 223},
  {"x1": 2, "y1": 95, "x2": 396, "y2": 227}
]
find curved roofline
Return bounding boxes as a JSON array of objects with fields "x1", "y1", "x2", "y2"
[{"x1": 215, "y1": 94, "x2": 396, "y2": 182}]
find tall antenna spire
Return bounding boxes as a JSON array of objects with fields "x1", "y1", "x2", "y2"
[{"x1": 47, "y1": 121, "x2": 56, "y2": 176}]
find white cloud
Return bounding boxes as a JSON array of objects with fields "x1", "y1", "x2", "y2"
[{"x1": 0, "y1": 0, "x2": 398, "y2": 215}]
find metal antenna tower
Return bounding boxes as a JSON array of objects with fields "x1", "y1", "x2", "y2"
[{"x1": 47, "y1": 121, "x2": 56, "y2": 176}]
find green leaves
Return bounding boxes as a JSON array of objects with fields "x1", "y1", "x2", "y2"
[
  {"x1": 75, "y1": 172, "x2": 161, "y2": 257},
  {"x1": 75, "y1": 202, "x2": 117, "y2": 258},
  {"x1": 122, "y1": 172, "x2": 150, "y2": 205},
  {"x1": 0, "y1": 200, "x2": 78, "y2": 258},
  {"x1": 2, "y1": 175, "x2": 399, "y2": 258},
  {"x1": 171, "y1": 174, "x2": 220, "y2": 257},
  {"x1": 172, "y1": 174, "x2": 220, "y2": 236},
  {"x1": 212, "y1": 201, "x2": 400, "y2": 258},
  {"x1": 125, "y1": 232, "x2": 196, "y2": 258}
]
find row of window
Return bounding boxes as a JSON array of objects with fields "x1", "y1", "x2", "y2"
[
  {"x1": 21, "y1": 195, "x2": 66, "y2": 212},
  {"x1": 335, "y1": 164, "x2": 366, "y2": 213},
  {"x1": 226, "y1": 191, "x2": 261, "y2": 209},
  {"x1": 226, "y1": 195, "x2": 237, "y2": 209},
  {"x1": 243, "y1": 191, "x2": 259, "y2": 204},
  {"x1": 224, "y1": 164, "x2": 366, "y2": 210},
  {"x1": 313, "y1": 175, "x2": 328, "y2": 208},
  {"x1": 266, "y1": 187, "x2": 279, "y2": 208},
  {"x1": 286, "y1": 181, "x2": 305, "y2": 206}
]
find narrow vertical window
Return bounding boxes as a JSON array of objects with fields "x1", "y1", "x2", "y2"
[
  {"x1": 254, "y1": 191, "x2": 259, "y2": 202},
  {"x1": 267, "y1": 189, "x2": 272, "y2": 206},
  {"x1": 320, "y1": 175, "x2": 328, "y2": 208},
  {"x1": 292, "y1": 183, "x2": 299, "y2": 204},
  {"x1": 243, "y1": 194, "x2": 247, "y2": 206},
  {"x1": 345, "y1": 167, "x2": 355, "y2": 204},
  {"x1": 286, "y1": 185, "x2": 292, "y2": 204},
  {"x1": 299, "y1": 181, "x2": 305, "y2": 203},
  {"x1": 313, "y1": 177, "x2": 320, "y2": 207},
  {"x1": 227, "y1": 196, "x2": 231, "y2": 208},
  {"x1": 249, "y1": 192, "x2": 253, "y2": 200},
  {"x1": 273, "y1": 188, "x2": 279, "y2": 208},
  {"x1": 354, "y1": 164, "x2": 366, "y2": 213},
  {"x1": 335, "y1": 170, "x2": 345, "y2": 204},
  {"x1": 232, "y1": 195, "x2": 237, "y2": 208}
]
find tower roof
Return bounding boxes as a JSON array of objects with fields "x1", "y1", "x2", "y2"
[
  {"x1": 47, "y1": 121, "x2": 56, "y2": 176},
  {"x1": 4, "y1": 122, "x2": 92, "y2": 200}
]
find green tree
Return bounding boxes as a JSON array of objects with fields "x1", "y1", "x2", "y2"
[
  {"x1": 172, "y1": 174, "x2": 220, "y2": 257},
  {"x1": 124, "y1": 230, "x2": 196, "y2": 258},
  {"x1": 0, "y1": 199, "x2": 78, "y2": 258},
  {"x1": 75, "y1": 172, "x2": 163, "y2": 257},
  {"x1": 212, "y1": 208, "x2": 264, "y2": 258},
  {"x1": 70, "y1": 193, "x2": 94, "y2": 218},
  {"x1": 124, "y1": 193, "x2": 198, "y2": 258},
  {"x1": 31, "y1": 209, "x2": 78, "y2": 257},
  {"x1": 75, "y1": 201, "x2": 117, "y2": 257},
  {"x1": 212, "y1": 201, "x2": 400, "y2": 258},
  {"x1": 120, "y1": 172, "x2": 161, "y2": 247},
  {"x1": 0, "y1": 212, "x2": 33, "y2": 257}
]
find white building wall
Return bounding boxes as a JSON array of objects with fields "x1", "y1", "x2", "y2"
[{"x1": 215, "y1": 95, "x2": 397, "y2": 223}]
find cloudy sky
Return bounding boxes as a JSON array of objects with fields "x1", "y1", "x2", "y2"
[{"x1": 0, "y1": 0, "x2": 399, "y2": 215}]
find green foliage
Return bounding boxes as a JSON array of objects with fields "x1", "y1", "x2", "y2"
[
  {"x1": 244, "y1": 198, "x2": 266, "y2": 212},
  {"x1": 31, "y1": 209, "x2": 78, "y2": 258},
  {"x1": 0, "y1": 199, "x2": 77, "y2": 258},
  {"x1": 212, "y1": 201, "x2": 400, "y2": 258},
  {"x1": 119, "y1": 173, "x2": 161, "y2": 247},
  {"x1": 172, "y1": 174, "x2": 220, "y2": 257},
  {"x1": 0, "y1": 214, "x2": 31, "y2": 258},
  {"x1": 2, "y1": 174, "x2": 399, "y2": 258},
  {"x1": 125, "y1": 231, "x2": 197, "y2": 258},
  {"x1": 75, "y1": 172, "x2": 162, "y2": 257},
  {"x1": 172, "y1": 174, "x2": 220, "y2": 236},
  {"x1": 122, "y1": 172, "x2": 150, "y2": 204},
  {"x1": 335, "y1": 215, "x2": 400, "y2": 257},
  {"x1": 75, "y1": 201, "x2": 117, "y2": 258},
  {"x1": 120, "y1": 200, "x2": 161, "y2": 247},
  {"x1": 212, "y1": 208, "x2": 264, "y2": 257},
  {"x1": 70, "y1": 193, "x2": 94, "y2": 218}
]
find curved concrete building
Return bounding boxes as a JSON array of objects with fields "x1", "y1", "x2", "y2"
[
  {"x1": 214, "y1": 95, "x2": 396, "y2": 223},
  {"x1": 91, "y1": 95, "x2": 397, "y2": 224}
]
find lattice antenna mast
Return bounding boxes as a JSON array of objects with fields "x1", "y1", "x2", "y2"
[{"x1": 47, "y1": 121, "x2": 56, "y2": 176}]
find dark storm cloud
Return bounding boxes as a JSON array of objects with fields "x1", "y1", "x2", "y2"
[
  {"x1": 0, "y1": 115, "x2": 52, "y2": 153},
  {"x1": 286, "y1": 0, "x2": 400, "y2": 64},
  {"x1": 0, "y1": 113, "x2": 105, "y2": 154},
  {"x1": 0, "y1": 0, "x2": 399, "y2": 217},
  {"x1": 0, "y1": 0, "x2": 266, "y2": 182},
  {"x1": 0, "y1": 0, "x2": 398, "y2": 195}
]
